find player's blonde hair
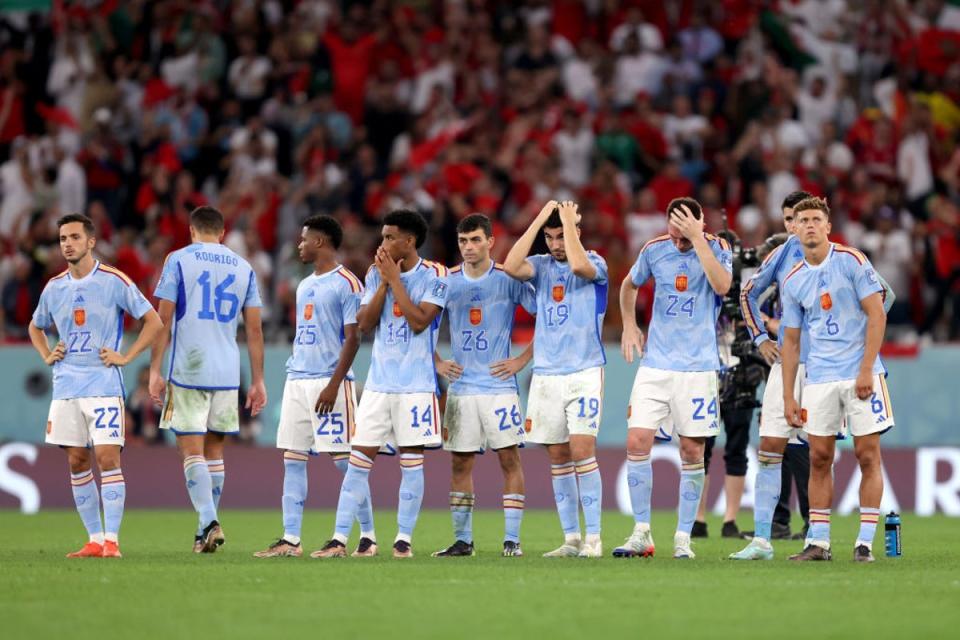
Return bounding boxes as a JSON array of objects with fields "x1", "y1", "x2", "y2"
[{"x1": 794, "y1": 196, "x2": 830, "y2": 218}]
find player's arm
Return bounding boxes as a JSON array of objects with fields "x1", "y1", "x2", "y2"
[
  {"x1": 780, "y1": 286, "x2": 804, "y2": 427},
  {"x1": 243, "y1": 305, "x2": 267, "y2": 416},
  {"x1": 740, "y1": 246, "x2": 783, "y2": 364},
  {"x1": 557, "y1": 201, "x2": 597, "y2": 280},
  {"x1": 435, "y1": 350, "x2": 463, "y2": 381},
  {"x1": 148, "y1": 300, "x2": 175, "y2": 405},
  {"x1": 670, "y1": 205, "x2": 732, "y2": 295},
  {"x1": 376, "y1": 247, "x2": 442, "y2": 333},
  {"x1": 856, "y1": 292, "x2": 886, "y2": 400},
  {"x1": 28, "y1": 321, "x2": 65, "y2": 365},
  {"x1": 100, "y1": 308, "x2": 163, "y2": 367},
  {"x1": 490, "y1": 341, "x2": 533, "y2": 380},
  {"x1": 503, "y1": 199, "x2": 558, "y2": 281},
  {"x1": 619, "y1": 276, "x2": 644, "y2": 363},
  {"x1": 315, "y1": 322, "x2": 360, "y2": 414}
]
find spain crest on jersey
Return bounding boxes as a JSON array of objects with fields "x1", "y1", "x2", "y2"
[
  {"x1": 820, "y1": 292, "x2": 833, "y2": 311},
  {"x1": 304, "y1": 303, "x2": 314, "y2": 320},
  {"x1": 675, "y1": 274, "x2": 688, "y2": 292},
  {"x1": 469, "y1": 307, "x2": 482, "y2": 325},
  {"x1": 392, "y1": 301, "x2": 403, "y2": 317},
  {"x1": 552, "y1": 285, "x2": 565, "y2": 302},
  {"x1": 73, "y1": 308, "x2": 86, "y2": 326}
]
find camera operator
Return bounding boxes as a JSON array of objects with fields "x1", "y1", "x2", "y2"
[{"x1": 693, "y1": 227, "x2": 778, "y2": 538}]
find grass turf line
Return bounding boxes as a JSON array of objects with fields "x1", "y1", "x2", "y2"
[{"x1": 1, "y1": 510, "x2": 958, "y2": 640}]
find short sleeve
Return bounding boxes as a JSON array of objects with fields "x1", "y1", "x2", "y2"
[
  {"x1": 243, "y1": 269, "x2": 263, "y2": 308},
  {"x1": 360, "y1": 268, "x2": 379, "y2": 306},
  {"x1": 421, "y1": 272, "x2": 448, "y2": 309},
  {"x1": 853, "y1": 257, "x2": 884, "y2": 302},
  {"x1": 341, "y1": 282, "x2": 361, "y2": 325},
  {"x1": 32, "y1": 285, "x2": 53, "y2": 329},
  {"x1": 511, "y1": 278, "x2": 537, "y2": 315},
  {"x1": 587, "y1": 252, "x2": 608, "y2": 284},
  {"x1": 118, "y1": 281, "x2": 154, "y2": 319},
  {"x1": 713, "y1": 239, "x2": 734, "y2": 274},
  {"x1": 154, "y1": 254, "x2": 181, "y2": 302},
  {"x1": 629, "y1": 249, "x2": 651, "y2": 286},
  {"x1": 780, "y1": 284, "x2": 803, "y2": 330},
  {"x1": 526, "y1": 254, "x2": 547, "y2": 287}
]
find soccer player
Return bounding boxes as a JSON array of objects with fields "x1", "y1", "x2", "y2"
[
  {"x1": 503, "y1": 200, "x2": 608, "y2": 558},
  {"x1": 433, "y1": 213, "x2": 536, "y2": 558},
  {"x1": 313, "y1": 209, "x2": 447, "y2": 559},
  {"x1": 780, "y1": 197, "x2": 893, "y2": 562},
  {"x1": 149, "y1": 206, "x2": 267, "y2": 554},
  {"x1": 731, "y1": 193, "x2": 896, "y2": 560},
  {"x1": 253, "y1": 215, "x2": 376, "y2": 558},
  {"x1": 29, "y1": 213, "x2": 162, "y2": 558},
  {"x1": 614, "y1": 197, "x2": 732, "y2": 560}
]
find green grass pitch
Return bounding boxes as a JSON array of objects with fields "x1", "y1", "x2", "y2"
[{"x1": 2, "y1": 510, "x2": 958, "y2": 639}]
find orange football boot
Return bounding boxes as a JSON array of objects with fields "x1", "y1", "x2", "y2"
[
  {"x1": 66, "y1": 541, "x2": 104, "y2": 558},
  {"x1": 102, "y1": 540, "x2": 123, "y2": 558}
]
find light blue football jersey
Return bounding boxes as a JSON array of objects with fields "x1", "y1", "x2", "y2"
[
  {"x1": 154, "y1": 242, "x2": 262, "y2": 390},
  {"x1": 445, "y1": 261, "x2": 537, "y2": 395},
  {"x1": 527, "y1": 252, "x2": 607, "y2": 375},
  {"x1": 780, "y1": 244, "x2": 886, "y2": 384},
  {"x1": 362, "y1": 259, "x2": 448, "y2": 394},
  {"x1": 740, "y1": 235, "x2": 811, "y2": 363},
  {"x1": 286, "y1": 265, "x2": 363, "y2": 380},
  {"x1": 32, "y1": 262, "x2": 154, "y2": 400},
  {"x1": 629, "y1": 234, "x2": 733, "y2": 371}
]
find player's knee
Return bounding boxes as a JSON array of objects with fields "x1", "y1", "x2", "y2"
[
  {"x1": 546, "y1": 443, "x2": 572, "y2": 466},
  {"x1": 496, "y1": 448, "x2": 521, "y2": 473},
  {"x1": 810, "y1": 447, "x2": 833, "y2": 470},
  {"x1": 759, "y1": 436, "x2": 788, "y2": 456},
  {"x1": 66, "y1": 449, "x2": 91, "y2": 474},
  {"x1": 679, "y1": 437, "x2": 705, "y2": 463},
  {"x1": 626, "y1": 428, "x2": 653, "y2": 455},
  {"x1": 854, "y1": 445, "x2": 882, "y2": 471},
  {"x1": 451, "y1": 453, "x2": 473, "y2": 476},
  {"x1": 569, "y1": 439, "x2": 595, "y2": 462},
  {"x1": 96, "y1": 451, "x2": 121, "y2": 472}
]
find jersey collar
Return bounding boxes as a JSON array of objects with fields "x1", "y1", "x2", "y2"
[
  {"x1": 67, "y1": 260, "x2": 101, "y2": 281},
  {"x1": 802, "y1": 243, "x2": 835, "y2": 270},
  {"x1": 400, "y1": 258, "x2": 423, "y2": 279},
  {"x1": 460, "y1": 260, "x2": 494, "y2": 282}
]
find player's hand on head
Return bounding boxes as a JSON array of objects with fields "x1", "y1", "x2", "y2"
[
  {"x1": 855, "y1": 370, "x2": 874, "y2": 400},
  {"x1": 536, "y1": 199, "x2": 559, "y2": 224},
  {"x1": 98, "y1": 347, "x2": 128, "y2": 367},
  {"x1": 558, "y1": 200, "x2": 579, "y2": 223},
  {"x1": 620, "y1": 327, "x2": 645, "y2": 363},
  {"x1": 758, "y1": 340, "x2": 780, "y2": 365},
  {"x1": 314, "y1": 383, "x2": 338, "y2": 415},
  {"x1": 489, "y1": 356, "x2": 524, "y2": 379},
  {"x1": 246, "y1": 380, "x2": 267, "y2": 416},
  {"x1": 45, "y1": 341, "x2": 66, "y2": 366},
  {"x1": 670, "y1": 204, "x2": 704, "y2": 240},
  {"x1": 437, "y1": 359, "x2": 463, "y2": 381}
]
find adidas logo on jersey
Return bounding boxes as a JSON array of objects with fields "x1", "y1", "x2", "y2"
[
  {"x1": 332, "y1": 437, "x2": 343, "y2": 443},
  {"x1": 109, "y1": 431, "x2": 119, "y2": 438},
  {"x1": 74, "y1": 294, "x2": 85, "y2": 304},
  {"x1": 306, "y1": 289, "x2": 315, "y2": 298},
  {"x1": 423, "y1": 429, "x2": 433, "y2": 437},
  {"x1": 470, "y1": 289, "x2": 482, "y2": 303},
  {"x1": 678, "y1": 261, "x2": 689, "y2": 272}
]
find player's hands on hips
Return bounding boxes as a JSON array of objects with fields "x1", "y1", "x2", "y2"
[
  {"x1": 314, "y1": 382, "x2": 338, "y2": 415},
  {"x1": 99, "y1": 347, "x2": 128, "y2": 367},
  {"x1": 855, "y1": 369, "x2": 874, "y2": 400},
  {"x1": 148, "y1": 370, "x2": 166, "y2": 407},
  {"x1": 784, "y1": 397, "x2": 804, "y2": 428},
  {"x1": 535, "y1": 200, "x2": 559, "y2": 226},
  {"x1": 758, "y1": 340, "x2": 780, "y2": 365},
  {"x1": 669, "y1": 204, "x2": 704, "y2": 241},
  {"x1": 436, "y1": 359, "x2": 463, "y2": 381},
  {"x1": 375, "y1": 246, "x2": 403, "y2": 286},
  {"x1": 246, "y1": 379, "x2": 267, "y2": 416},
  {"x1": 490, "y1": 356, "x2": 525, "y2": 380},
  {"x1": 44, "y1": 341, "x2": 66, "y2": 366},
  {"x1": 621, "y1": 327, "x2": 645, "y2": 363}
]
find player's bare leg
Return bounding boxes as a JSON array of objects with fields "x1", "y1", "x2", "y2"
[
  {"x1": 853, "y1": 433, "x2": 883, "y2": 562},
  {"x1": 65, "y1": 447, "x2": 105, "y2": 558},
  {"x1": 731, "y1": 436, "x2": 787, "y2": 560},
  {"x1": 95, "y1": 445, "x2": 124, "y2": 558},
  {"x1": 790, "y1": 434, "x2": 834, "y2": 561},
  {"x1": 177, "y1": 434, "x2": 224, "y2": 554},
  {"x1": 543, "y1": 442, "x2": 581, "y2": 557},
  {"x1": 314, "y1": 445, "x2": 379, "y2": 558},
  {"x1": 497, "y1": 446, "x2": 525, "y2": 557},
  {"x1": 614, "y1": 427, "x2": 656, "y2": 558},
  {"x1": 434, "y1": 452, "x2": 476, "y2": 557}
]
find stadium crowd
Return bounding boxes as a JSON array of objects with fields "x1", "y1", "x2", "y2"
[{"x1": 1, "y1": 0, "x2": 960, "y2": 344}]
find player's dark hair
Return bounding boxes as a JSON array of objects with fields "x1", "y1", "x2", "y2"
[
  {"x1": 794, "y1": 196, "x2": 830, "y2": 218},
  {"x1": 456, "y1": 213, "x2": 493, "y2": 238},
  {"x1": 56, "y1": 213, "x2": 95, "y2": 237},
  {"x1": 303, "y1": 214, "x2": 344, "y2": 249},
  {"x1": 667, "y1": 197, "x2": 702, "y2": 220},
  {"x1": 383, "y1": 208, "x2": 428, "y2": 248},
  {"x1": 190, "y1": 206, "x2": 225, "y2": 234},
  {"x1": 544, "y1": 207, "x2": 563, "y2": 229},
  {"x1": 782, "y1": 190, "x2": 814, "y2": 210}
]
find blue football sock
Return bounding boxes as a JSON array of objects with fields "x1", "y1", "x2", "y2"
[
  {"x1": 503, "y1": 494, "x2": 524, "y2": 543},
  {"x1": 857, "y1": 507, "x2": 880, "y2": 548},
  {"x1": 183, "y1": 455, "x2": 217, "y2": 530},
  {"x1": 449, "y1": 492, "x2": 474, "y2": 544},
  {"x1": 100, "y1": 468, "x2": 125, "y2": 543},
  {"x1": 627, "y1": 453, "x2": 653, "y2": 525},
  {"x1": 333, "y1": 451, "x2": 373, "y2": 543},
  {"x1": 575, "y1": 458, "x2": 602, "y2": 535},
  {"x1": 397, "y1": 454, "x2": 425, "y2": 540},
  {"x1": 282, "y1": 451, "x2": 309, "y2": 542},
  {"x1": 70, "y1": 470, "x2": 103, "y2": 544},
  {"x1": 677, "y1": 460, "x2": 706, "y2": 535},
  {"x1": 196, "y1": 458, "x2": 225, "y2": 536},
  {"x1": 809, "y1": 509, "x2": 831, "y2": 547},
  {"x1": 334, "y1": 453, "x2": 376, "y2": 539},
  {"x1": 550, "y1": 462, "x2": 580, "y2": 536},
  {"x1": 754, "y1": 451, "x2": 783, "y2": 542}
]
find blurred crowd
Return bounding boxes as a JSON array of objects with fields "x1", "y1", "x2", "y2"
[{"x1": 2, "y1": 0, "x2": 960, "y2": 349}]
